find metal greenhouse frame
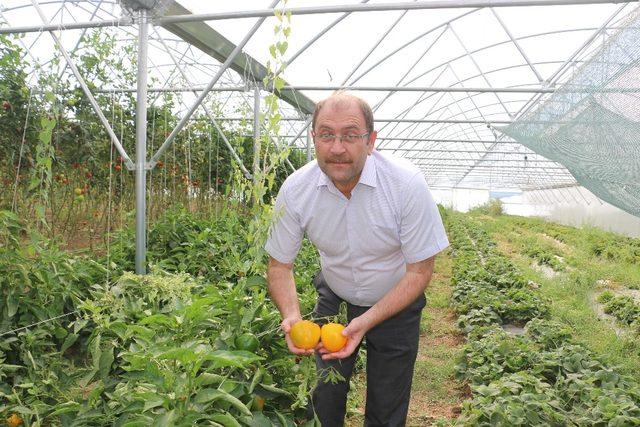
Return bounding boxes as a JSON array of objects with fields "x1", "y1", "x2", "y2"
[{"x1": 1, "y1": 0, "x2": 638, "y2": 272}]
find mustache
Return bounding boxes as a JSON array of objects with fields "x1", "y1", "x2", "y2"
[{"x1": 326, "y1": 158, "x2": 351, "y2": 163}]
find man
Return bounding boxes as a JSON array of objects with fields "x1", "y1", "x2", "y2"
[{"x1": 265, "y1": 92, "x2": 448, "y2": 426}]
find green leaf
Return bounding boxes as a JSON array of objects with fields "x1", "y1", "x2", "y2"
[
  {"x1": 204, "y1": 350, "x2": 263, "y2": 368},
  {"x1": 277, "y1": 41, "x2": 288, "y2": 55},
  {"x1": 274, "y1": 410, "x2": 296, "y2": 427},
  {"x1": 210, "y1": 413, "x2": 242, "y2": 427},
  {"x1": 243, "y1": 412, "x2": 271, "y2": 427},
  {"x1": 60, "y1": 333, "x2": 78, "y2": 353},
  {"x1": 255, "y1": 383, "x2": 290, "y2": 397},
  {"x1": 153, "y1": 409, "x2": 176, "y2": 427},
  {"x1": 158, "y1": 347, "x2": 198, "y2": 364},
  {"x1": 194, "y1": 388, "x2": 252, "y2": 416},
  {"x1": 90, "y1": 335, "x2": 102, "y2": 371},
  {"x1": 50, "y1": 402, "x2": 80, "y2": 416},
  {"x1": 194, "y1": 388, "x2": 225, "y2": 404},
  {"x1": 249, "y1": 367, "x2": 264, "y2": 394},
  {"x1": 245, "y1": 276, "x2": 266, "y2": 288},
  {"x1": 142, "y1": 394, "x2": 165, "y2": 412},
  {"x1": 99, "y1": 345, "x2": 114, "y2": 380},
  {"x1": 139, "y1": 314, "x2": 177, "y2": 328},
  {"x1": 196, "y1": 372, "x2": 225, "y2": 387},
  {"x1": 6, "y1": 293, "x2": 18, "y2": 317}
]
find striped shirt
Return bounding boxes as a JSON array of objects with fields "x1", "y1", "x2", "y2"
[{"x1": 265, "y1": 150, "x2": 449, "y2": 307}]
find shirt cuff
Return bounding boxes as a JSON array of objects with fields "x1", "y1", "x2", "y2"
[
  {"x1": 265, "y1": 242, "x2": 297, "y2": 264},
  {"x1": 403, "y1": 237, "x2": 450, "y2": 264}
]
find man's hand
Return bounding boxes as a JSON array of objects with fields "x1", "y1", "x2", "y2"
[
  {"x1": 268, "y1": 257, "x2": 315, "y2": 356},
  {"x1": 318, "y1": 257, "x2": 435, "y2": 360},
  {"x1": 318, "y1": 316, "x2": 368, "y2": 360},
  {"x1": 281, "y1": 317, "x2": 317, "y2": 356}
]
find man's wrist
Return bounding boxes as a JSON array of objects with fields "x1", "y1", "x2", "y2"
[
  {"x1": 282, "y1": 311, "x2": 302, "y2": 322},
  {"x1": 359, "y1": 306, "x2": 381, "y2": 331}
]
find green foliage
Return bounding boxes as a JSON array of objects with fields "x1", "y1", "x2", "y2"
[
  {"x1": 518, "y1": 235, "x2": 566, "y2": 271},
  {"x1": 445, "y1": 210, "x2": 640, "y2": 425},
  {"x1": 449, "y1": 216, "x2": 549, "y2": 335},
  {"x1": 469, "y1": 199, "x2": 504, "y2": 216},
  {"x1": 600, "y1": 293, "x2": 640, "y2": 327},
  {"x1": 0, "y1": 207, "x2": 320, "y2": 425},
  {"x1": 0, "y1": 35, "x2": 40, "y2": 171},
  {"x1": 524, "y1": 319, "x2": 572, "y2": 350},
  {"x1": 583, "y1": 227, "x2": 640, "y2": 264},
  {"x1": 1, "y1": 28, "x2": 305, "y2": 231}
]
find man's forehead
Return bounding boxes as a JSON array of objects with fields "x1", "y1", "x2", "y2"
[
  {"x1": 325, "y1": 95, "x2": 359, "y2": 111},
  {"x1": 317, "y1": 97, "x2": 364, "y2": 122}
]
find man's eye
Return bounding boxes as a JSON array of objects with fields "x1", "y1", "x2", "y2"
[{"x1": 319, "y1": 134, "x2": 334, "y2": 139}]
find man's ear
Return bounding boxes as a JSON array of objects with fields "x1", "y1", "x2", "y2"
[{"x1": 368, "y1": 130, "x2": 377, "y2": 153}]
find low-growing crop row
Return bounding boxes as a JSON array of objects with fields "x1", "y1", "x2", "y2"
[
  {"x1": 598, "y1": 291, "x2": 640, "y2": 328},
  {"x1": 447, "y1": 216, "x2": 548, "y2": 335},
  {"x1": 518, "y1": 235, "x2": 566, "y2": 272},
  {"x1": 447, "y1": 212, "x2": 640, "y2": 426}
]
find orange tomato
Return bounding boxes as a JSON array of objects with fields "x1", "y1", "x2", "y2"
[
  {"x1": 251, "y1": 395, "x2": 266, "y2": 411},
  {"x1": 289, "y1": 320, "x2": 321, "y2": 349},
  {"x1": 6, "y1": 413, "x2": 23, "y2": 427},
  {"x1": 321, "y1": 323, "x2": 347, "y2": 352}
]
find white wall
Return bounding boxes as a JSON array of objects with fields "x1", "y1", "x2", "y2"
[{"x1": 505, "y1": 186, "x2": 640, "y2": 238}]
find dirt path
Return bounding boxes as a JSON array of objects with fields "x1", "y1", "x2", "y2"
[{"x1": 346, "y1": 249, "x2": 466, "y2": 426}]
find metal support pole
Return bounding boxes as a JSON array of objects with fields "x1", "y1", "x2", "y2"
[
  {"x1": 253, "y1": 86, "x2": 261, "y2": 202},
  {"x1": 491, "y1": 8, "x2": 543, "y2": 83},
  {"x1": 135, "y1": 9, "x2": 149, "y2": 275},
  {"x1": 307, "y1": 123, "x2": 313, "y2": 163},
  {"x1": 0, "y1": 17, "x2": 131, "y2": 34},
  {"x1": 449, "y1": 25, "x2": 512, "y2": 118},
  {"x1": 154, "y1": 0, "x2": 638, "y2": 25}
]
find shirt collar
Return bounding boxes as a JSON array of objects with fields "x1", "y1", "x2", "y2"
[
  {"x1": 316, "y1": 153, "x2": 377, "y2": 188},
  {"x1": 359, "y1": 153, "x2": 377, "y2": 188}
]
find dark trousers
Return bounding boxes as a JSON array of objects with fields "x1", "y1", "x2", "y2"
[{"x1": 308, "y1": 272, "x2": 425, "y2": 427}]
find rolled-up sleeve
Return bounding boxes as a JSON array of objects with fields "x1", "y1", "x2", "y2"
[
  {"x1": 399, "y1": 173, "x2": 449, "y2": 264},
  {"x1": 265, "y1": 183, "x2": 304, "y2": 264}
]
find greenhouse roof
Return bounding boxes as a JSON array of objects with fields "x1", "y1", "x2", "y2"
[{"x1": 1, "y1": 0, "x2": 639, "y2": 201}]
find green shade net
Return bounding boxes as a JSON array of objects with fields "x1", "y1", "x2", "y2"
[{"x1": 501, "y1": 9, "x2": 640, "y2": 217}]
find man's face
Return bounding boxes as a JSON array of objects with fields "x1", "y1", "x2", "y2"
[{"x1": 313, "y1": 99, "x2": 376, "y2": 193}]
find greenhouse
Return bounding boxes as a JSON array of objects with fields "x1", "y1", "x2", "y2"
[{"x1": 1, "y1": 0, "x2": 640, "y2": 425}]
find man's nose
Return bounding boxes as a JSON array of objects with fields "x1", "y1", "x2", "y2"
[{"x1": 329, "y1": 140, "x2": 346, "y2": 155}]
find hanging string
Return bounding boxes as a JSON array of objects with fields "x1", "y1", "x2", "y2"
[
  {"x1": 171, "y1": 107, "x2": 177, "y2": 199},
  {"x1": 185, "y1": 126, "x2": 192, "y2": 202},
  {"x1": 0, "y1": 310, "x2": 80, "y2": 338},
  {"x1": 12, "y1": 88, "x2": 33, "y2": 213},
  {"x1": 208, "y1": 121, "x2": 212, "y2": 194},
  {"x1": 118, "y1": 93, "x2": 125, "y2": 260},
  {"x1": 149, "y1": 97, "x2": 157, "y2": 219},
  {"x1": 106, "y1": 90, "x2": 116, "y2": 286}
]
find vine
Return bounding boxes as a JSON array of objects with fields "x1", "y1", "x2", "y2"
[
  {"x1": 29, "y1": 97, "x2": 57, "y2": 231},
  {"x1": 237, "y1": 0, "x2": 294, "y2": 275}
]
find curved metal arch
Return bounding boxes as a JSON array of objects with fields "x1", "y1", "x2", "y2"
[
  {"x1": 372, "y1": 41, "x2": 625, "y2": 152},
  {"x1": 382, "y1": 99, "x2": 528, "y2": 148},
  {"x1": 391, "y1": 26, "x2": 621, "y2": 91},
  {"x1": 384, "y1": 96, "x2": 529, "y2": 140},
  {"x1": 0, "y1": 0, "x2": 118, "y2": 13}
]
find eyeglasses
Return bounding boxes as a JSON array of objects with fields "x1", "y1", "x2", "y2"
[{"x1": 313, "y1": 132, "x2": 370, "y2": 145}]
